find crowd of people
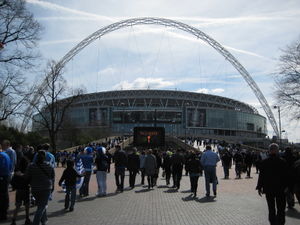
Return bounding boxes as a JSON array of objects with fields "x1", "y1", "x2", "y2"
[{"x1": 1, "y1": 137, "x2": 300, "y2": 225}]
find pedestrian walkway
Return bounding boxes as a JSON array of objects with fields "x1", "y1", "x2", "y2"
[{"x1": 4, "y1": 163, "x2": 300, "y2": 225}]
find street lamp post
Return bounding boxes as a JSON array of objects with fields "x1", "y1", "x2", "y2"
[{"x1": 273, "y1": 105, "x2": 282, "y2": 148}]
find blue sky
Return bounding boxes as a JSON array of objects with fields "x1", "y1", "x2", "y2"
[{"x1": 25, "y1": 0, "x2": 300, "y2": 142}]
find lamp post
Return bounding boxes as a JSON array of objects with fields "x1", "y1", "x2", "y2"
[{"x1": 273, "y1": 105, "x2": 282, "y2": 148}]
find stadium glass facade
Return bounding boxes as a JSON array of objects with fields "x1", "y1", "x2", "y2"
[{"x1": 33, "y1": 90, "x2": 267, "y2": 140}]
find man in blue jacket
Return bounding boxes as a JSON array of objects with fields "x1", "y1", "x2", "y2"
[
  {"x1": 0, "y1": 150, "x2": 12, "y2": 221},
  {"x1": 78, "y1": 147, "x2": 94, "y2": 197},
  {"x1": 201, "y1": 145, "x2": 220, "y2": 197}
]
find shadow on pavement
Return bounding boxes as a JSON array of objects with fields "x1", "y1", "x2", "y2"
[
  {"x1": 157, "y1": 185, "x2": 169, "y2": 188},
  {"x1": 196, "y1": 196, "x2": 216, "y2": 203},
  {"x1": 77, "y1": 196, "x2": 97, "y2": 202},
  {"x1": 182, "y1": 194, "x2": 196, "y2": 202},
  {"x1": 163, "y1": 188, "x2": 178, "y2": 193},
  {"x1": 286, "y1": 208, "x2": 300, "y2": 219},
  {"x1": 135, "y1": 188, "x2": 153, "y2": 193},
  {"x1": 181, "y1": 190, "x2": 191, "y2": 193},
  {"x1": 47, "y1": 209, "x2": 66, "y2": 218}
]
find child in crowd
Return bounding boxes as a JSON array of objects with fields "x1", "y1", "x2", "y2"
[{"x1": 58, "y1": 160, "x2": 83, "y2": 212}]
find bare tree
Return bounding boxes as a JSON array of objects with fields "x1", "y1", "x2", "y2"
[
  {"x1": 275, "y1": 38, "x2": 300, "y2": 120},
  {"x1": 31, "y1": 61, "x2": 84, "y2": 152},
  {"x1": 0, "y1": 0, "x2": 42, "y2": 121}
]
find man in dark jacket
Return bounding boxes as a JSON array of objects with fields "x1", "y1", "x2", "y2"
[
  {"x1": 244, "y1": 150, "x2": 254, "y2": 178},
  {"x1": 127, "y1": 148, "x2": 140, "y2": 189},
  {"x1": 256, "y1": 143, "x2": 288, "y2": 225},
  {"x1": 113, "y1": 145, "x2": 127, "y2": 192},
  {"x1": 171, "y1": 149, "x2": 185, "y2": 190}
]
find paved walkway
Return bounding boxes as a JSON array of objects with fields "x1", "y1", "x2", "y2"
[{"x1": 3, "y1": 163, "x2": 300, "y2": 225}]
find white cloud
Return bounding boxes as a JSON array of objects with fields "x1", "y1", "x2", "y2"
[
  {"x1": 211, "y1": 88, "x2": 225, "y2": 94},
  {"x1": 113, "y1": 77, "x2": 174, "y2": 90},
  {"x1": 195, "y1": 88, "x2": 209, "y2": 94}
]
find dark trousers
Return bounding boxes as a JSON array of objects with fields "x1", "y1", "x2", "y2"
[
  {"x1": 0, "y1": 176, "x2": 9, "y2": 220},
  {"x1": 79, "y1": 171, "x2": 91, "y2": 196},
  {"x1": 190, "y1": 175, "x2": 200, "y2": 194},
  {"x1": 223, "y1": 165, "x2": 230, "y2": 178},
  {"x1": 129, "y1": 170, "x2": 137, "y2": 188},
  {"x1": 140, "y1": 168, "x2": 145, "y2": 184},
  {"x1": 246, "y1": 164, "x2": 252, "y2": 177},
  {"x1": 266, "y1": 192, "x2": 286, "y2": 225},
  {"x1": 165, "y1": 168, "x2": 171, "y2": 185},
  {"x1": 172, "y1": 166, "x2": 183, "y2": 189},
  {"x1": 115, "y1": 167, "x2": 125, "y2": 191},
  {"x1": 65, "y1": 186, "x2": 76, "y2": 209},
  {"x1": 147, "y1": 175, "x2": 154, "y2": 188},
  {"x1": 235, "y1": 163, "x2": 242, "y2": 178}
]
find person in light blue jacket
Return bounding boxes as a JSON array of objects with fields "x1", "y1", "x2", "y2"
[{"x1": 201, "y1": 145, "x2": 220, "y2": 197}]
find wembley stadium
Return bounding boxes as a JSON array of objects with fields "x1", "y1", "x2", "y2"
[{"x1": 33, "y1": 89, "x2": 267, "y2": 143}]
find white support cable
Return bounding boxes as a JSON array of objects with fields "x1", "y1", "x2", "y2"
[{"x1": 21, "y1": 17, "x2": 279, "y2": 137}]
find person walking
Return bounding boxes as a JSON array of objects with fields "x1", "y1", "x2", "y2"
[
  {"x1": 171, "y1": 149, "x2": 185, "y2": 190},
  {"x1": 2, "y1": 140, "x2": 17, "y2": 177},
  {"x1": 162, "y1": 151, "x2": 172, "y2": 186},
  {"x1": 10, "y1": 152, "x2": 31, "y2": 225},
  {"x1": 127, "y1": 147, "x2": 140, "y2": 189},
  {"x1": 188, "y1": 152, "x2": 203, "y2": 197},
  {"x1": 113, "y1": 145, "x2": 127, "y2": 192},
  {"x1": 0, "y1": 147, "x2": 12, "y2": 221},
  {"x1": 144, "y1": 149, "x2": 157, "y2": 189},
  {"x1": 221, "y1": 150, "x2": 232, "y2": 179},
  {"x1": 201, "y1": 145, "x2": 220, "y2": 197},
  {"x1": 233, "y1": 149, "x2": 244, "y2": 179},
  {"x1": 78, "y1": 147, "x2": 94, "y2": 197},
  {"x1": 58, "y1": 160, "x2": 82, "y2": 211},
  {"x1": 244, "y1": 150, "x2": 254, "y2": 178},
  {"x1": 95, "y1": 146, "x2": 109, "y2": 196},
  {"x1": 26, "y1": 150, "x2": 55, "y2": 225},
  {"x1": 139, "y1": 151, "x2": 146, "y2": 185},
  {"x1": 256, "y1": 143, "x2": 289, "y2": 225}
]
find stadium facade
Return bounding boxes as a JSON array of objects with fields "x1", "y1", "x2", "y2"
[{"x1": 33, "y1": 90, "x2": 267, "y2": 142}]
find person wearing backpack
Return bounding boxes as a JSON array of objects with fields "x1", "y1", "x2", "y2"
[
  {"x1": 0, "y1": 147, "x2": 12, "y2": 221},
  {"x1": 95, "y1": 146, "x2": 109, "y2": 197}
]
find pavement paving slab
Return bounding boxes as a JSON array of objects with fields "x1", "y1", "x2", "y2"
[{"x1": 2, "y1": 163, "x2": 300, "y2": 225}]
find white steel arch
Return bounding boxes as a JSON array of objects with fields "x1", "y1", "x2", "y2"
[{"x1": 22, "y1": 17, "x2": 279, "y2": 136}]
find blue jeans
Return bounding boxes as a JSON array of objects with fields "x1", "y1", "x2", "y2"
[
  {"x1": 32, "y1": 190, "x2": 51, "y2": 225},
  {"x1": 79, "y1": 171, "x2": 91, "y2": 196},
  {"x1": 203, "y1": 166, "x2": 217, "y2": 195},
  {"x1": 65, "y1": 186, "x2": 76, "y2": 209},
  {"x1": 96, "y1": 171, "x2": 107, "y2": 195}
]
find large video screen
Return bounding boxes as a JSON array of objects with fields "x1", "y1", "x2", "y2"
[
  {"x1": 187, "y1": 108, "x2": 206, "y2": 127},
  {"x1": 134, "y1": 127, "x2": 165, "y2": 147}
]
